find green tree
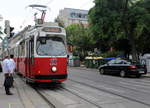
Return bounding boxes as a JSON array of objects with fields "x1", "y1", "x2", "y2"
[
  {"x1": 54, "y1": 17, "x2": 65, "y2": 27},
  {"x1": 135, "y1": 0, "x2": 150, "y2": 55},
  {"x1": 66, "y1": 24, "x2": 95, "y2": 59},
  {"x1": 122, "y1": 0, "x2": 150, "y2": 60},
  {"x1": 89, "y1": 0, "x2": 150, "y2": 61},
  {"x1": 89, "y1": 0, "x2": 125, "y2": 53}
]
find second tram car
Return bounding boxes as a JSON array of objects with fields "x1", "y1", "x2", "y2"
[{"x1": 7, "y1": 22, "x2": 68, "y2": 83}]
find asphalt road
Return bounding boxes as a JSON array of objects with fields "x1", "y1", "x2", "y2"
[
  {"x1": 66, "y1": 67, "x2": 150, "y2": 108},
  {"x1": 1, "y1": 67, "x2": 150, "y2": 108}
]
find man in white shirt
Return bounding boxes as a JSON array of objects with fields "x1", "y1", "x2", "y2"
[
  {"x1": 8, "y1": 55, "x2": 16, "y2": 74},
  {"x1": 8, "y1": 55, "x2": 16, "y2": 88},
  {"x1": 2, "y1": 56, "x2": 13, "y2": 95}
]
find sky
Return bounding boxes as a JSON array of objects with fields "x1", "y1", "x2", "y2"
[{"x1": 0, "y1": 0, "x2": 94, "y2": 33}]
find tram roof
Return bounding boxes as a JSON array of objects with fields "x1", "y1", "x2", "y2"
[{"x1": 8, "y1": 22, "x2": 64, "y2": 40}]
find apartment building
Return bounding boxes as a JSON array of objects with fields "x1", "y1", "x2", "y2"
[{"x1": 57, "y1": 8, "x2": 88, "y2": 27}]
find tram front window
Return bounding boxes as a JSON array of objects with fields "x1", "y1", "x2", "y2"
[{"x1": 36, "y1": 36, "x2": 67, "y2": 56}]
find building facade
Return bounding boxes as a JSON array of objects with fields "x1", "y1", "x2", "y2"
[{"x1": 57, "y1": 8, "x2": 88, "y2": 27}]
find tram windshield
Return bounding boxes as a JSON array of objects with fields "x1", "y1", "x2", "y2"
[{"x1": 36, "y1": 36, "x2": 67, "y2": 56}]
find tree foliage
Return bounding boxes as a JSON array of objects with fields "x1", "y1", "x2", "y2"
[
  {"x1": 89, "y1": 0, "x2": 125, "y2": 52},
  {"x1": 54, "y1": 17, "x2": 65, "y2": 27},
  {"x1": 65, "y1": 24, "x2": 95, "y2": 59},
  {"x1": 89, "y1": 0, "x2": 150, "y2": 60}
]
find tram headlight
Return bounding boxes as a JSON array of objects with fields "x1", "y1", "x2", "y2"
[{"x1": 51, "y1": 66, "x2": 57, "y2": 72}]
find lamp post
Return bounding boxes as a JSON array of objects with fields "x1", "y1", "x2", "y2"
[{"x1": 0, "y1": 20, "x2": 10, "y2": 56}]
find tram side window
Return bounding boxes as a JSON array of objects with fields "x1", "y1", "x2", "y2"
[{"x1": 20, "y1": 41, "x2": 25, "y2": 57}]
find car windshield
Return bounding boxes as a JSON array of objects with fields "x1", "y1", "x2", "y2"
[{"x1": 36, "y1": 36, "x2": 67, "y2": 56}]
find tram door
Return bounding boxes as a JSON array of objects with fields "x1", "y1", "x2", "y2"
[
  {"x1": 26, "y1": 38, "x2": 34, "y2": 78},
  {"x1": 26, "y1": 40, "x2": 30, "y2": 77}
]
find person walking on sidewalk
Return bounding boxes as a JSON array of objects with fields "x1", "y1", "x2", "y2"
[{"x1": 2, "y1": 56, "x2": 13, "y2": 95}]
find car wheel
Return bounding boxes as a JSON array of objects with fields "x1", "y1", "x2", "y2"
[
  {"x1": 136, "y1": 74, "x2": 141, "y2": 78},
  {"x1": 120, "y1": 70, "x2": 126, "y2": 78},
  {"x1": 100, "y1": 69, "x2": 105, "y2": 75}
]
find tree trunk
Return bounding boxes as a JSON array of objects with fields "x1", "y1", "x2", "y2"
[
  {"x1": 129, "y1": 34, "x2": 138, "y2": 61},
  {"x1": 122, "y1": 0, "x2": 138, "y2": 61}
]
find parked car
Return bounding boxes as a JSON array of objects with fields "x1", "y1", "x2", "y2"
[{"x1": 98, "y1": 59, "x2": 147, "y2": 78}]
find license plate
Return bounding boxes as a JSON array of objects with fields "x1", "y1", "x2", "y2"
[{"x1": 139, "y1": 71, "x2": 145, "y2": 73}]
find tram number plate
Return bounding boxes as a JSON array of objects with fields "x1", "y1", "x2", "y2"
[{"x1": 50, "y1": 59, "x2": 57, "y2": 65}]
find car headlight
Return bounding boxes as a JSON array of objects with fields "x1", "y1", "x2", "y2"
[{"x1": 51, "y1": 66, "x2": 57, "y2": 72}]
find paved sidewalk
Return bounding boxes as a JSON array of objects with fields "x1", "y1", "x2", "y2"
[
  {"x1": 0, "y1": 72, "x2": 24, "y2": 108},
  {"x1": 0, "y1": 73, "x2": 51, "y2": 108},
  {"x1": 143, "y1": 73, "x2": 150, "y2": 78}
]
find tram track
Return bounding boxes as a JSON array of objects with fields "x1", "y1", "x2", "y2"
[
  {"x1": 70, "y1": 73, "x2": 150, "y2": 95},
  {"x1": 58, "y1": 85, "x2": 102, "y2": 108},
  {"x1": 68, "y1": 78, "x2": 150, "y2": 107},
  {"x1": 17, "y1": 75, "x2": 56, "y2": 108},
  {"x1": 33, "y1": 87, "x2": 56, "y2": 108},
  {"x1": 69, "y1": 68, "x2": 150, "y2": 97},
  {"x1": 18, "y1": 75, "x2": 102, "y2": 108},
  {"x1": 16, "y1": 71, "x2": 150, "y2": 107}
]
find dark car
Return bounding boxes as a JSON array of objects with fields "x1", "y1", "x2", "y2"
[{"x1": 98, "y1": 59, "x2": 147, "y2": 78}]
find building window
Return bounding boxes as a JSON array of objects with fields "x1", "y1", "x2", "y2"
[
  {"x1": 70, "y1": 13, "x2": 75, "y2": 18},
  {"x1": 78, "y1": 13, "x2": 82, "y2": 18}
]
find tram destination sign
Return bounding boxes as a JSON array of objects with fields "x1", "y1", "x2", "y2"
[{"x1": 42, "y1": 27, "x2": 61, "y2": 33}]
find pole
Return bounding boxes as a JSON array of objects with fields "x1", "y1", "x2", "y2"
[
  {"x1": 5, "y1": 20, "x2": 10, "y2": 36},
  {"x1": 3, "y1": 20, "x2": 10, "y2": 56}
]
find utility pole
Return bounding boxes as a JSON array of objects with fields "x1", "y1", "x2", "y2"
[{"x1": 5, "y1": 20, "x2": 10, "y2": 37}]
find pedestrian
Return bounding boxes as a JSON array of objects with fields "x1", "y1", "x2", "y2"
[
  {"x1": 8, "y1": 55, "x2": 16, "y2": 74},
  {"x1": 8, "y1": 54, "x2": 16, "y2": 87},
  {"x1": 2, "y1": 56, "x2": 13, "y2": 95}
]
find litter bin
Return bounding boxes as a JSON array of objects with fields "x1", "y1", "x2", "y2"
[
  {"x1": 73, "y1": 56, "x2": 80, "y2": 67},
  {"x1": 85, "y1": 57, "x2": 92, "y2": 68}
]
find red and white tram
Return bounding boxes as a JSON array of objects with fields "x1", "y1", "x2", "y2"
[{"x1": 7, "y1": 22, "x2": 68, "y2": 83}]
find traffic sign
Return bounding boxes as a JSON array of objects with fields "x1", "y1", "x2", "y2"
[{"x1": 2, "y1": 37, "x2": 8, "y2": 48}]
